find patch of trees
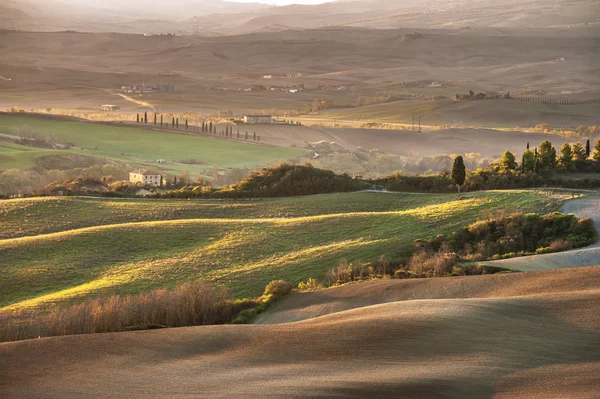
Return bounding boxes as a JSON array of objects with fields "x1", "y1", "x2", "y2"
[
  {"x1": 217, "y1": 163, "x2": 369, "y2": 198},
  {"x1": 416, "y1": 212, "x2": 597, "y2": 262}
]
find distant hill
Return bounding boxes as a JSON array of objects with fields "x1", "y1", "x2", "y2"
[{"x1": 1, "y1": 0, "x2": 598, "y2": 34}]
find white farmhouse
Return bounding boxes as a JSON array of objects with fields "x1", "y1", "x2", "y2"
[
  {"x1": 129, "y1": 170, "x2": 163, "y2": 187},
  {"x1": 243, "y1": 115, "x2": 272, "y2": 124}
]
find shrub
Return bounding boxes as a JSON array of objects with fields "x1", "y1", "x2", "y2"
[
  {"x1": 536, "y1": 239, "x2": 573, "y2": 254},
  {"x1": 407, "y1": 251, "x2": 458, "y2": 277},
  {"x1": 263, "y1": 280, "x2": 292, "y2": 299},
  {"x1": 298, "y1": 278, "x2": 323, "y2": 292}
]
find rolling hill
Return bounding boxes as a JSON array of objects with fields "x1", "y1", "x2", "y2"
[
  {"x1": 0, "y1": 190, "x2": 569, "y2": 312},
  {"x1": 0, "y1": 113, "x2": 308, "y2": 175},
  {"x1": 2, "y1": 0, "x2": 598, "y2": 34},
  {"x1": 2, "y1": 264, "x2": 600, "y2": 398}
]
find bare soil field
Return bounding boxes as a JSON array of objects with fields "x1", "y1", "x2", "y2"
[
  {"x1": 2, "y1": 266, "x2": 600, "y2": 398},
  {"x1": 248, "y1": 124, "x2": 563, "y2": 159},
  {"x1": 1, "y1": 27, "x2": 598, "y2": 128}
]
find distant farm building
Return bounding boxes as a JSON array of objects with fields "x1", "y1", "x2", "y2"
[
  {"x1": 129, "y1": 170, "x2": 163, "y2": 187},
  {"x1": 119, "y1": 84, "x2": 174, "y2": 94},
  {"x1": 243, "y1": 115, "x2": 272, "y2": 124},
  {"x1": 101, "y1": 105, "x2": 121, "y2": 111},
  {"x1": 424, "y1": 82, "x2": 442, "y2": 88},
  {"x1": 263, "y1": 75, "x2": 273, "y2": 79}
]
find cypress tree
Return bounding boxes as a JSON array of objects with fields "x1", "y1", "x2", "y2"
[
  {"x1": 160, "y1": 114, "x2": 163, "y2": 127},
  {"x1": 176, "y1": 118, "x2": 179, "y2": 128},
  {"x1": 253, "y1": 132, "x2": 256, "y2": 141},
  {"x1": 144, "y1": 111, "x2": 148, "y2": 123},
  {"x1": 202, "y1": 122, "x2": 205, "y2": 132},
  {"x1": 245, "y1": 132, "x2": 248, "y2": 140},
  {"x1": 586, "y1": 139, "x2": 591, "y2": 157},
  {"x1": 185, "y1": 120, "x2": 188, "y2": 130},
  {"x1": 451, "y1": 156, "x2": 466, "y2": 200},
  {"x1": 154, "y1": 113, "x2": 157, "y2": 125},
  {"x1": 527, "y1": 142, "x2": 530, "y2": 150},
  {"x1": 172, "y1": 117, "x2": 175, "y2": 128},
  {"x1": 209, "y1": 122, "x2": 213, "y2": 133},
  {"x1": 136, "y1": 113, "x2": 140, "y2": 123}
]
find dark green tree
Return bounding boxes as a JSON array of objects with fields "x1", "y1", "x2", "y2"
[
  {"x1": 559, "y1": 142, "x2": 573, "y2": 168},
  {"x1": 452, "y1": 156, "x2": 466, "y2": 199},
  {"x1": 522, "y1": 149, "x2": 536, "y2": 173},
  {"x1": 160, "y1": 114, "x2": 163, "y2": 127},
  {"x1": 572, "y1": 142, "x2": 586, "y2": 160},
  {"x1": 593, "y1": 139, "x2": 600, "y2": 162},
  {"x1": 499, "y1": 150, "x2": 517, "y2": 170},
  {"x1": 154, "y1": 113, "x2": 157, "y2": 125},
  {"x1": 136, "y1": 113, "x2": 140, "y2": 123},
  {"x1": 586, "y1": 139, "x2": 591, "y2": 158},
  {"x1": 172, "y1": 117, "x2": 175, "y2": 128},
  {"x1": 538, "y1": 140, "x2": 557, "y2": 169},
  {"x1": 144, "y1": 112, "x2": 148, "y2": 123}
]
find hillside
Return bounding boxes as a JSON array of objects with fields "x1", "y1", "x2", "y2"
[
  {"x1": 0, "y1": 114, "x2": 308, "y2": 175},
  {"x1": 2, "y1": 265, "x2": 600, "y2": 398},
  {"x1": 2, "y1": 0, "x2": 598, "y2": 34},
  {"x1": 1, "y1": 27, "x2": 598, "y2": 127},
  {"x1": 0, "y1": 190, "x2": 567, "y2": 312}
]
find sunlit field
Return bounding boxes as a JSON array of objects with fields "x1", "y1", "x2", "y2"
[{"x1": 0, "y1": 190, "x2": 569, "y2": 312}]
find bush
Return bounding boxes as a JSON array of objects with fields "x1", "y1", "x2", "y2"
[
  {"x1": 419, "y1": 212, "x2": 597, "y2": 262},
  {"x1": 298, "y1": 278, "x2": 323, "y2": 292},
  {"x1": 263, "y1": 280, "x2": 292, "y2": 299},
  {"x1": 536, "y1": 239, "x2": 573, "y2": 254},
  {"x1": 407, "y1": 251, "x2": 458, "y2": 277}
]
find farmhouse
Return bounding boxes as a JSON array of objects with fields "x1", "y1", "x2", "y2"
[
  {"x1": 243, "y1": 115, "x2": 272, "y2": 124},
  {"x1": 101, "y1": 104, "x2": 121, "y2": 111},
  {"x1": 129, "y1": 169, "x2": 163, "y2": 187}
]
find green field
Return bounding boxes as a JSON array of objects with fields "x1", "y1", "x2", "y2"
[
  {"x1": 0, "y1": 114, "x2": 308, "y2": 174},
  {"x1": 0, "y1": 190, "x2": 571, "y2": 312}
]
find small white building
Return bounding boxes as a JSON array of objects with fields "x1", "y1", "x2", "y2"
[
  {"x1": 129, "y1": 170, "x2": 163, "y2": 187},
  {"x1": 243, "y1": 115, "x2": 272, "y2": 124},
  {"x1": 101, "y1": 104, "x2": 121, "y2": 111},
  {"x1": 263, "y1": 75, "x2": 273, "y2": 79}
]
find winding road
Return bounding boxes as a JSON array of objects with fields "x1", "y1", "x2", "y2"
[{"x1": 483, "y1": 192, "x2": 600, "y2": 271}]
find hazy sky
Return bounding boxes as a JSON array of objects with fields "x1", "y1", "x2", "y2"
[{"x1": 233, "y1": 0, "x2": 331, "y2": 4}]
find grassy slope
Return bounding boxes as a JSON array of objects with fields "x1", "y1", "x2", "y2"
[
  {"x1": 0, "y1": 141, "x2": 59, "y2": 170},
  {"x1": 0, "y1": 190, "x2": 568, "y2": 312},
  {"x1": 0, "y1": 114, "x2": 308, "y2": 173}
]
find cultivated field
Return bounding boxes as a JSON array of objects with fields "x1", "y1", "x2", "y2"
[
  {"x1": 1, "y1": 27, "x2": 598, "y2": 129},
  {"x1": 0, "y1": 190, "x2": 571, "y2": 313},
  {"x1": 3, "y1": 265, "x2": 600, "y2": 398}
]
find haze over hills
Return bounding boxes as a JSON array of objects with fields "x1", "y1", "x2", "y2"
[{"x1": 1, "y1": 0, "x2": 599, "y2": 34}]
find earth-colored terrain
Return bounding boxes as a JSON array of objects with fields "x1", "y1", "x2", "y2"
[{"x1": 2, "y1": 265, "x2": 600, "y2": 398}]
